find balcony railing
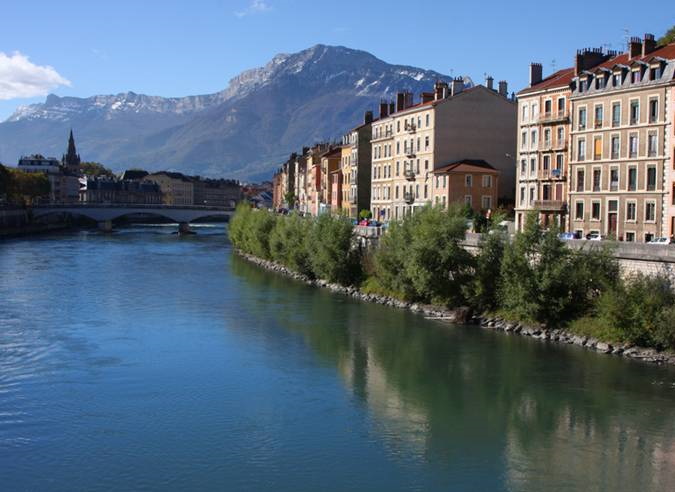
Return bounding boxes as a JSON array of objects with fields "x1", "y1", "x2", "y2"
[
  {"x1": 404, "y1": 169, "x2": 416, "y2": 181},
  {"x1": 533, "y1": 200, "x2": 566, "y2": 211},
  {"x1": 538, "y1": 111, "x2": 569, "y2": 124},
  {"x1": 403, "y1": 192, "x2": 415, "y2": 204},
  {"x1": 406, "y1": 151, "x2": 416, "y2": 159},
  {"x1": 539, "y1": 168, "x2": 565, "y2": 180},
  {"x1": 405, "y1": 123, "x2": 416, "y2": 133}
]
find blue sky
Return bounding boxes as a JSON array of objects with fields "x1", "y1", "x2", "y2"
[{"x1": 1, "y1": 0, "x2": 672, "y2": 120}]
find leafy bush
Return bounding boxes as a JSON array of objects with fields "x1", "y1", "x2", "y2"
[
  {"x1": 269, "y1": 212, "x2": 313, "y2": 276},
  {"x1": 306, "y1": 213, "x2": 362, "y2": 285},
  {"x1": 499, "y1": 212, "x2": 619, "y2": 326},
  {"x1": 375, "y1": 204, "x2": 472, "y2": 306},
  {"x1": 464, "y1": 229, "x2": 506, "y2": 311},
  {"x1": 228, "y1": 203, "x2": 276, "y2": 260}
]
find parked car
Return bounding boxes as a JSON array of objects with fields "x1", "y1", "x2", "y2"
[
  {"x1": 648, "y1": 237, "x2": 674, "y2": 245},
  {"x1": 586, "y1": 232, "x2": 603, "y2": 241},
  {"x1": 559, "y1": 232, "x2": 580, "y2": 241}
]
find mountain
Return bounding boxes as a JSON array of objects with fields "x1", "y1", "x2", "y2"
[{"x1": 0, "y1": 45, "x2": 464, "y2": 181}]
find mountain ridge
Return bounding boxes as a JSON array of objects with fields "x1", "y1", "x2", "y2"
[{"x1": 0, "y1": 44, "x2": 464, "y2": 181}]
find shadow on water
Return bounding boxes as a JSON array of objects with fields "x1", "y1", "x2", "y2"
[{"x1": 230, "y1": 254, "x2": 675, "y2": 491}]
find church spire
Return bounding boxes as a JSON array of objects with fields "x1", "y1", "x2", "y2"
[{"x1": 63, "y1": 129, "x2": 81, "y2": 170}]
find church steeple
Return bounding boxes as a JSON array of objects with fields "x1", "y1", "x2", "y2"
[{"x1": 62, "y1": 129, "x2": 81, "y2": 171}]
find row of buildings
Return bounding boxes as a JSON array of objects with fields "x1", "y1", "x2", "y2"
[
  {"x1": 273, "y1": 34, "x2": 675, "y2": 242},
  {"x1": 273, "y1": 79, "x2": 517, "y2": 221},
  {"x1": 14, "y1": 132, "x2": 242, "y2": 207},
  {"x1": 515, "y1": 34, "x2": 675, "y2": 242}
]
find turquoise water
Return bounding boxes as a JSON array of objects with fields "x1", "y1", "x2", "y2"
[{"x1": 1, "y1": 224, "x2": 675, "y2": 491}]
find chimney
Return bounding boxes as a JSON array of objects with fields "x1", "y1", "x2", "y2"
[
  {"x1": 498, "y1": 80, "x2": 508, "y2": 97},
  {"x1": 628, "y1": 37, "x2": 642, "y2": 59},
  {"x1": 404, "y1": 91, "x2": 413, "y2": 108},
  {"x1": 389, "y1": 101, "x2": 395, "y2": 114},
  {"x1": 379, "y1": 100, "x2": 389, "y2": 118},
  {"x1": 642, "y1": 33, "x2": 656, "y2": 56},
  {"x1": 485, "y1": 75, "x2": 494, "y2": 90},
  {"x1": 529, "y1": 63, "x2": 543, "y2": 86},
  {"x1": 575, "y1": 47, "x2": 612, "y2": 75},
  {"x1": 434, "y1": 81, "x2": 449, "y2": 100},
  {"x1": 450, "y1": 77, "x2": 463, "y2": 96},
  {"x1": 421, "y1": 92, "x2": 434, "y2": 103},
  {"x1": 364, "y1": 110, "x2": 373, "y2": 124},
  {"x1": 396, "y1": 92, "x2": 406, "y2": 112}
]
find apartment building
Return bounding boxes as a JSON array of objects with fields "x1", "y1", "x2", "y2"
[
  {"x1": 320, "y1": 147, "x2": 342, "y2": 215},
  {"x1": 568, "y1": 37, "x2": 675, "y2": 242},
  {"x1": 340, "y1": 112, "x2": 375, "y2": 218},
  {"x1": 515, "y1": 65, "x2": 574, "y2": 231},
  {"x1": 372, "y1": 79, "x2": 516, "y2": 221},
  {"x1": 431, "y1": 159, "x2": 500, "y2": 211},
  {"x1": 370, "y1": 102, "x2": 396, "y2": 220},
  {"x1": 146, "y1": 171, "x2": 194, "y2": 205}
]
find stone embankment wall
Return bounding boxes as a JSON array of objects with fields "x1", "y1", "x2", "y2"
[
  {"x1": 237, "y1": 251, "x2": 675, "y2": 366},
  {"x1": 358, "y1": 228, "x2": 675, "y2": 281}
]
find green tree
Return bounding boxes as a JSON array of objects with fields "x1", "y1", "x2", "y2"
[
  {"x1": 7, "y1": 169, "x2": 51, "y2": 205},
  {"x1": 306, "y1": 213, "x2": 362, "y2": 285},
  {"x1": 269, "y1": 212, "x2": 313, "y2": 276},
  {"x1": 0, "y1": 164, "x2": 10, "y2": 201},
  {"x1": 79, "y1": 162, "x2": 114, "y2": 178},
  {"x1": 657, "y1": 25, "x2": 675, "y2": 46},
  {"x1": 283, "y1": 191, "x2": 296, "y2": 208},
  {"x1": 464, "y1": 228, "x2": 506, "y2": 311},
  {"x1": 359, "y1": 209, "x2": 372, "y2": 220}
]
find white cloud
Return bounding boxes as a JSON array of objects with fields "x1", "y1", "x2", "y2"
[
  {"x1": 234, "y1": 0, "x2": 271, "y2": 18},
  {"x1": 0, "y1": 52, "x2": 70, "y2": 100}
]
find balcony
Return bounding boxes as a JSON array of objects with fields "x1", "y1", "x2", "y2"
[
  {"x1": 539, "y1": 168, "x2": 565, "y2": 180},
  {"x1": 404, "y1": 192, "x2": 415, "y2": 204},
  {"x1": 538, "y1": 111, "x2": 569, "y2": 124},
  {"x1": 533, "y1": 200, "x2": 566, "y2": 211},
  {"x1": 406, "y1": 151, "x2": 416, "y2": 159},
  {"x1": 404, "y1": 169, "x2": 416, "y2": 181},
  {"x1": 405, "y1": 123, "x2": 416, "y2": 134}
]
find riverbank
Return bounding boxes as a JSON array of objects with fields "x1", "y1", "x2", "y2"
[{"x1": 237, "y1": 250, "x2": 675, "y2": 367}]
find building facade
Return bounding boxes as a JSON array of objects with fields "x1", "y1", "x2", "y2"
[
  {"x1": 146, "y1": 172, "x2": 194, "y2": 206},
  {"x1": 568, "y1": 37, "x2": 675, "y2": 241},
  {"x1": 340, "y1": 112, "x2": 374, "y2": 218},
  {"x1": 515, "y1": 65, "x2": 574, "y2": 231},
  {"x1": 431, "y1": 160, "x2": 500, "y2": 212}
]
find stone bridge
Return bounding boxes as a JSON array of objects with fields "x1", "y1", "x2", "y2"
[{"x1": 32, "y1": 204, "x2": 234, "y2": 232}]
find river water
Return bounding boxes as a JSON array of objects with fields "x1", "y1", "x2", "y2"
[{"x1": 1, "y1": 224, "x2": 675, "y2": 491}]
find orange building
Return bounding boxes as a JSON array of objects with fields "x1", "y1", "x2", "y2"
[
  {"x1": 330, "y1": 168, "x2": 342, "y2": 212},
  {"x1": 431, "y1": 159, "x2": 500, "y2": 212}
]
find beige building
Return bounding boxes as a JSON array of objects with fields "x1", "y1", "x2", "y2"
[
  {"x1": 372, "y1": 80, "x2": 516, "y2": 221},
  {"x1": 340, "y1": 112, "x2": 374, "y2": 218},
  {"x1": 569, "y1": 37, "x2": 675, "y2": 242},
  {"x1": 515, "y1": 65, "x2": 574, "y2": 231},
  {"x1": 146, "y1": 172, "x2": 194, "y2": 205}
]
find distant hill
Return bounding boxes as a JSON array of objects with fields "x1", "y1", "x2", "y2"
[{"x1": 0, "y1": 45, "x2": 467, "y2": 181}]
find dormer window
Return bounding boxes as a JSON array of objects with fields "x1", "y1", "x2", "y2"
[
  {"x1": 580, "y1": 79, "x2": 588, "y2": 92},
  {"x1": 650, "y1": 66, "x2": 662, "y2": 80},
  {"x1": 631, "y1": 70, "x2": 641, "y2": 84}
]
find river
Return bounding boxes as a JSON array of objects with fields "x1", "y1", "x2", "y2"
[{"x1": 1, "y1": 224, "x2": 675, "y2": 491}]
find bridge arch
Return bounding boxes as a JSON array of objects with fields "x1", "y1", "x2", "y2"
[{"x1": 32, "y1": 205, "x2": 233, "y2": 225}]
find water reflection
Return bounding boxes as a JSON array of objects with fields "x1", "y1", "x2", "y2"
[{"x1": 231, "y1": 254, "x2": 675, "y2": 491}]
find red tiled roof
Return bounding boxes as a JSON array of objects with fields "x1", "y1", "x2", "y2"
[
  {"x1": 433, "y1": 159, "x2": 499, "y2": 174},
  {"x1": 518, "y1": 67, "x2": 575, "y2": 95},
  {"x1": 594, "y1": 42, "x2": 675, "y2": 71}
]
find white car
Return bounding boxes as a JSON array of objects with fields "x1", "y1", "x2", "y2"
[
  {"x1": 648, "y1": 237, "x2": 674, "y2": 245},
  {"x1": 587, "y1": 232, "x2": 603, "y2": 241}
]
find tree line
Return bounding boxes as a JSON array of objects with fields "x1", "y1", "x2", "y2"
[
  {"x1": 0, "y1": 164, "x2": 51, "y2": 205},
  {"x1": 229, "y1": 203, "x2": 675, "y2": 351}
]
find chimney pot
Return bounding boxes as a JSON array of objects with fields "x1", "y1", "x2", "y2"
[
  {"x1": 498, "y1": 80, "x2": 508, "y2": 97},
  {"x1": 486, "y1": 75, "x2": 494, "y2": 90},
  {"x1": 529, "y1": 63, "x2": 543, "y2": 86},
  {"x1": 642, "y1": 33, "x2": 656, "y2": 56},
  {"x1": 450, "y1": 78, "x2": 463, "y2": 97},
  {"x1": 379, "y1": 101, "x2": 389, "y2": 118},
  {"x1": 628, "y1": 36, "x2": 642, "y2": 59},
  {"x1": 364, "y1": 110, "x2": 373, "y2": 124}
]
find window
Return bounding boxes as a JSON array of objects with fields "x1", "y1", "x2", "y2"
[
  {"x1": 611, "y1": 136, "x2": 620, "y2": 159},
  {"x1": 544, "y1": 129, "x2": 551, "y2": 147},
  {"x1": 630, "y1": 100, "x2": 639, "y2": 125},
  {"x1": 531, "y1": 130, "x2": 537, "y2": 148},
  {"x1": 610, "y1": 168, "x2": 619, "y2": 192},
  {"x1": 396, "y1": 161, "x2": 400, "y2": 176},
  {"x1": 648, "y1": 133, "x2": 657, "y2": 157},
  {"x1": 646, "y1": 166, "x2": 656, "y2": 191},
  {"x1": 557, "y1": 97, "x2": 565, "y2": 114},
  {"x1": 397, "y1": 121, "x2": 400, "y2": 132},
  {"x1": 650, "y1": 66, "x2": 662, "y2": 80},
  {"x1": 521, "y1": 131, "x2": 527, "y2": 148},
  {"x1": 613, "y1": 73, "x2": 622, "y2": 87},
  {"x1": 424, "y1": 184, "x2": 428, "y2": 199},
  {"x1": 424, "y1": 160, "x2": 428, "y2": 170},
  {"x1": 482, "y1": 196, "x2": 492, "y2": 210},
  {"x1": 593, "y1": 169, "x2": 601, "y2": 192},
  {"x1": 395, "y1": 186, "x2": 399, "y2": 199},
  {"x1": 556, "y1": 126, "x2": 564, "y2": 146},
  {"x1": 575, "y1": 201, "x2": 584, "y2": 220},
  {"x1": 591, "y1": 201, "x2": 601, "y2": 220},
  {"x1": 629, "y1": 134, "x2": 638, "y2": 158},
  {"x1": 555, "y1": 154, "x2": 563, "y2": 171},
  {"x1": 520, "y1": 159, "x2": 526, "y2": 175},
  {"x1": 628, "y1": 167, "x2": 637, "y2": 191},
  {"x1": 631, "y1": 69, "x2": 641, "y2": 84},
  {"x1": 612, "y1": 102, "x2": 621, "y2": 127},
  {"x1": 465, "y1": 175, "x2": 473, "y2": 187},
  {"x1": 543, "y1": 155, "x2": 550, "y2": 171},
  {"x1": 625, "y1": 231, "x2": 635, "y2": 242},
  {"x1": 465, "y1": 195, "x2": 472, "y2": 206},
  {"x1": 520, "y1": 187, "x2": 525, "y2": 206},
  {"x1": 396, "y1": 142, "x2": 400, "y2": 154},
  {"x1": 649, "y1": 99, "x2": 658, "y2": 123},
  {"x1": 577, "y1": 139, "x2": 586, "y2": 161},
  {"x1": 626, "y1": 201, "x2": 636, "y2": 221},
  {"x1": 522, "y1": 105, "x2": 528, "y2": 122},
  {"x1": 425, "y1": 114, "x2": 430, "y2": 127},
  {"x1": 530, "y1": 158, "x2": 536, "y2": 175},
  {"x1": 594, "y1": 105, "x2": 603, "y2": 128},
  {"x1": 578, "y1": 107, "x2": 587, "y2": 130},
  {"x1": 594, "y1": 137, "x2": 602, "y2": 160},
  {"x1": 576, "y1": 169, "x2": 585, "y2": 192},
  {"x1": 482, "y1": 175, "x2": 492, "y2": 188},
  {"x1": 425, "y1": 136, "x2": 429, "y2": 150},
  {"x1": 544, "y1": 99, "x2": 552, "y2": 115},
  {"x1": 645, "y1": 201, "x2": 656, "y2": 222}
]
